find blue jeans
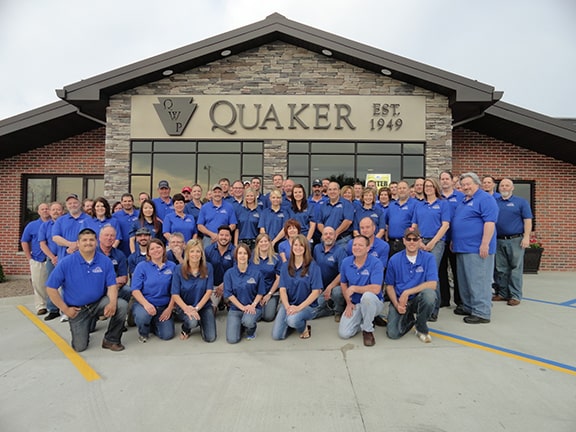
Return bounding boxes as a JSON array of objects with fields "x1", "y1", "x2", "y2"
[
  {"x1": 118, "y1": 285, "x2": 132, "y2": 302},
  {"x1": 386, "y1": 289, "x2": 436, "y2": 339},
  {"x1": 456, "y1": 253, "x2": 494, "y2": 320},
  {"x1": 174, "y1": 306, "x2": 216, "y2": 342},
  {"x1": 132, "y1": 303, "x2": 175, "y2": 340},
  {"x1": 226, "y1": 308, "x2": 262, "y2": 343},
  {"x1": 423, "y1": 239, "x2": 445, "y2": 314},
  {"x1": 312, "y1": 286, "x2": 345, "y2": 319},
  {"x1": 272, "y1": 304, "x2": 315, "y2": 340},
  {"x1": 495, "y1": 237, "x2": 525, "y2": 300},
  {"x1": 338, "y1": 292, "x2": 384, "y2": 338},
  {"x1": 261, "y1": 295, "x2": 279, "y2": 322},
  {"x1": 68, "y1": 296, "x2": 128, "y2": 352}
]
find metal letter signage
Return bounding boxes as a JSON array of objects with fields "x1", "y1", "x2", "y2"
[{"x1": 153, "y1": 97, "x2": 198, "y2": 136}]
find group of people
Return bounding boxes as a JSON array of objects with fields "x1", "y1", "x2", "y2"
[{"x1": 20, "y1": 170, "x2": 533, "y2": 351}]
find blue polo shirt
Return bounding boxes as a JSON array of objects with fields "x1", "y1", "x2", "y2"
[
  {"x1": 340, "y1": 254, "x2": 384, "y2": 304},
  {"x1": 278, "y1": 239, "x2": 292, "y2": 260},
  {"x1": 171, "y1": 262, "x2": 214, "y2": 308},
  {"x1": 205, "y1": 242, "x2": 235, "y2": 286},
  {"x1": 113, "y1": 209, "x2": 139, "y2": 257},
  {"x1": 451, "y1": 189, "x2": 499, "y2": 254},
  {"x1": 279, "y1": 261, "x2": 323, "y2": 306},
  {"x1": 130, "y1": 220, "x2": 163, "y2": 242},
  {"x1": 291, "y1": 206, "x2": 316, "y2": 237},
  {"x1": 184, "y1": 201, "x2": 203, "y2": 222},
  {"x1": 46, "y1": 251, "x2": 116, "y2": 306},
  {"x1": 131, "y1": 260, "x2": 176, "y2": 307},
  {"x1": 412, "y1": 198, "x2": 451, "y2": 240},
  {"x1": 52, "y1": 212, "x2": 96, "y2": 260},
  {"x1": 162, "y1": 212, "x2": 197, "y2": 242},
  {"x1": 93, "y1": 217, "x2": 122, "y2": 241},
  {"x1": 317, "y1": 198, "x2": 354, "y2": 237},
  {"x1": 128, "y1": 248, "x2": 147, "y2": 275},
  {"x1": 20, "y1": 218, "x2": 47, "y2": 262},
  {"x1": 251, "y1": 255, "x2": 281, "y2": 291},
  {"x1": 385, "y1": 250, "x2": 438, "y2": 299},
  {"x1": 235, "y1": 205, "x2": 261, "y2": 240},
  {"x1": 496, "y1": 195, "x2": 533, "y2": 236},
  {"x1": 258, "y1": 207, "x2": 292, "y2": 240},
  {"x1": 152, "y1": 197, "x2": 174, "y2": 222},
  {"x1": 441, "y1": 190, "x2": 464, "y2": 241},
  {"x1": 313, "y1": 243, "x2": 347, "y2": 287},
  {"x1": 224, "y1": 265, "x2": 267, "y2": 311},
  {"x1": 353, "y1": 206, "x2": 384, "y2": 234},
  {"x1": 98, "y1": 246, "x2": 128, "y2": 278},
  {"x1": 385, "y1": 198, "x2": 421, "y2": 239},
  {"x1": 197, "y1": 200, "x2": 237, "y2": 233},
  {"x1": 38, "y1": 219, "x2": 58, "y2": 257},
  {"x1": 345, "y1": 237, "x2": 390, "y2": 269}
]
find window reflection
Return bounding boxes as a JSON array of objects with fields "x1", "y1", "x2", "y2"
[
  {"x1": 198, "y1": 154, "x2": 240, "y2": 192},
  {"x1": 357, "y1": 155, "x2": 401, "y2": 182},
  {"x1": 153, "y1": 154, "x2": 196, "y2": 193},
  {"x1": 403, "y1": 155, "x2": 424, "y2": 177}
]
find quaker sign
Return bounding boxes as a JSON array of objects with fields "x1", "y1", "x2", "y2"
[{"x1": 131, "y1": 95, "x2": 426, "y2": 141}]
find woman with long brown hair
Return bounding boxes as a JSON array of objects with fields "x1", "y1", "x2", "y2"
[{"x1": 272, "y1": 235, "x2": 322, "y2": 340}]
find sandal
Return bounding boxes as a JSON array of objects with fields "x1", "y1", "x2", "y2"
[
  {"x1": 300, "y1": 325, "x2": 311, "y2": 339},
  {"x1": 180, "y1": 330, "x2": 191, "y2": 340}
]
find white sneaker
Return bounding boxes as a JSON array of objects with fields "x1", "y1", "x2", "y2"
[
  {"x1": 415, "y1": 330, "x2": 431, "y2": 343},
  {"x1": 138, "y1": 335, "x2": 148, "y2": 343},
  {"x1": 60, "y1": 314, "x2": 69, "y2": 322}
]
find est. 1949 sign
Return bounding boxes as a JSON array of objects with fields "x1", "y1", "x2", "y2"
[{"x1": 131, "y1": 95, "x2": 425, "y2": 141}]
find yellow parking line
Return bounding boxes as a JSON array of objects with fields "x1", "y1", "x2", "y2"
[
  {"x1": 18, "y1": 305, "x2": 101, "y2": 382},
  {"x1": 430, "y1": 330, "x2": 576, "y2": 377}
]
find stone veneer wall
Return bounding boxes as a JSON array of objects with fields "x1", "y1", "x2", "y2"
[{"x1": 104, "y1": 42, "x2": 451, "y2": 200}]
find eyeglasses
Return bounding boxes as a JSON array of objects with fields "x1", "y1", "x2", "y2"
[{"x1": 404, "y1": 237, "x2": 420, "y2": 242}]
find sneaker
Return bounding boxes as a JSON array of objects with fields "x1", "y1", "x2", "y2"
[
  {"x1": 428, "y1": 314, "x2": 438, "y2": 322},
  {"x1": 415, "y1": 330, "x2": 432, "y2": 343},
  {"x1": 373, "y1": 315, "x2": 387, "y2": 327},
  {"x1": 246, "y1": 333, "x2": 256, "y2": 341},
  {"x1": 138, "y1": 335, "x2": 148, "y2": 343},
  {"x1": 60, "y1": 314, "x2": 69, "y2": 322},
  {"x1": 334, "y1": 313, "x2": 342, "y2": 323}
]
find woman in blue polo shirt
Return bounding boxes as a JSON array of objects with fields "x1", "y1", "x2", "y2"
[
  {"x1": 93, "y1": 197, "x2": 122, "y2": 247},
  {"x1": 130, "y1": 199, "x2": 163, "y2": 252},
  {"x1": 289, "y1": 184, "x2": 316, "y2": 242},
  {"x1": 171, "y1": 239, "x2": 216, "y2": 342},
  {"x1": 277, "y1": 218, "x2": 301, "y2": 263},
  {"x1": 411, "y1": 178, "x2": 451, "y2": 321},
  {"x1": 131, "y1": 239, "x2": 176, "y2": 342},
  {"x1": 354, "y1": 188, "x2": 385, "y2": 239},
  {"x1": 162, "y1": 193, "x2": 197, "y2": 243},
  {"x1": 224, "y1": 243, "x2": 266, "y2": 343},
  {"x1": 234, "y1": 187, "x2": 261, "y2": 249},
  {"x1": 258, "y1": 189, "x2": 292, "y2": 250},
  {"x1": 272, "y1": 235, "x2": 322, "y2": 340},
  {"x1": 253, "y1": 233, "x2": 282, "y2": 322}
]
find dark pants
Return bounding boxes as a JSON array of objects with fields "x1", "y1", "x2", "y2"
[{"x1": 439, "y1": 247, "x2": 461, "y2": 306}]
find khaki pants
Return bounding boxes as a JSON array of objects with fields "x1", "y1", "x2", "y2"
[{"x1": 29, "y1": 259, "x2": 48, "y2": 311}]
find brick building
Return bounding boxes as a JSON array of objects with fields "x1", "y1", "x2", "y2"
[{"x1": 1, "y1": 13, "x2": 575, "y2": 277}]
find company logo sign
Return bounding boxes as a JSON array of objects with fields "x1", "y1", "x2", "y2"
[{"x1": 153, "y1": 97, "x2": 198, "y2": 136}]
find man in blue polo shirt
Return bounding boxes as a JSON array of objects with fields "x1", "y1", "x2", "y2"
[
  {"x1": 317, "y1": 182, "x2": 354, "y2": 249},
  {"x1": 205, "y1": 225, "x2": 235, "y2": 312},
  {"x1": 385, "y1": 180, "x2": 420, "y2": 257},
  {"x1": 338, "y1": 235, "x2": 385, "y2": 347},
  {"x1": 451, "y1": 172, "x2": 499, "y2": 324},
  {"x1": 21, "y1": 203, "x2": 51, "y2": 315},
  {"x1": 39, "y1": 201, "x2": 64, "y2": 321},
  {"x1": 346, "y1": 217, "x2": 389, "y2": 269},
  {"x1": 52, "y1": 193, "x2": 96, "y2": 261},
  {"x1": 385, "y1": 227, "x2": 437, "y2": 343},
  {"x1": 98, "y1": 225, "x2": 130, "y2": 302},
  {"x1": 312, "y1": 227, "x2": 348, "y2": 322},
  {"x1": 197, "y1": 184, "x2": 237, "y2": 250},
  {"x1": 46, "y1": 228, "x2": 128, "y2": 352},
  {"x1": 112, "y1": 193, "x2": 139, "y2": 257},
  {"x1": 494, "y1": 178, "x2": 533, "y2": 306},
  {"x1": 152, "y1": 180, "x2": 174, "y2": 221}
]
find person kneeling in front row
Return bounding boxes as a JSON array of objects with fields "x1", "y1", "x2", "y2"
[{"x1": 385, "y1": 227, "x2": 437, "y2": 343}]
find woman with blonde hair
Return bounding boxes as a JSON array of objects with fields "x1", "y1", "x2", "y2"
[
  {"x1": 253, "y1": 233, "x2": 282, "y2": 322},
  {"x1": 171, "y1": 239, "x2": 216, "y2": 342}
]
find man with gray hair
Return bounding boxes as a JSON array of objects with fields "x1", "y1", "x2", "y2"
[{"x1": 451, "y1": 172, "x2": 499, "y2": 324}]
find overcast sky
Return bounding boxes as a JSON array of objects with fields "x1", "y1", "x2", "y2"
[{"x1": 0, "y1": 0, "x2": 574, "y2": 120}]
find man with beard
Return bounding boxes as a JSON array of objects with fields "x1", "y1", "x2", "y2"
[{"x1": 205, "y1": 225, "x2": 235, "y2": 312}]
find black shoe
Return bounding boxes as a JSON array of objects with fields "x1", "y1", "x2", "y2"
[
  {"x1": 453, "y1": 306, "x2": 470, "y2": 316},
  {"x1": 44, "y1": 312, "x2": 60, "y2": 321},
  {"x1": 463, "y1": 315, "x2": 490, "y2": 324},
  {"x1": 428, "y1": 314, "x2": 438, "y2": 322},
  {"x1": 373, "y1": 316, "x2": 387, "y2": 327}
]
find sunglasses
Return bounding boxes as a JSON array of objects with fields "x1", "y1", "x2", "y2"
[{"x1": 404, "y1": 237, "x2": 420, "y2": 242}]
